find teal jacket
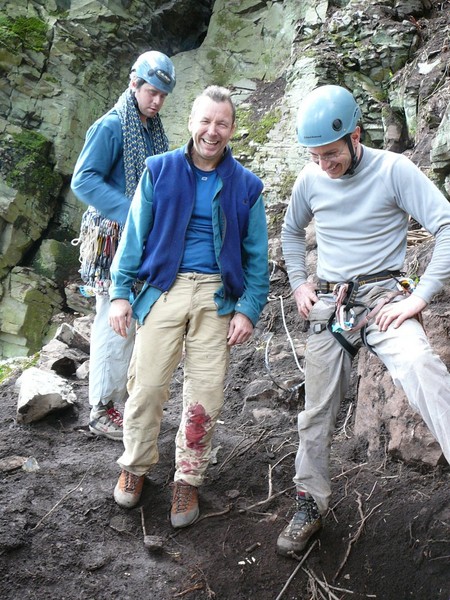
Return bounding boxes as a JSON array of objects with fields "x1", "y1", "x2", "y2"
[
  {"x1": 110, "y1": 144, "x2": 269, "y2": 325},
  {"x1": 71, "y1": 107, "x2": 155, "y2": 225}
]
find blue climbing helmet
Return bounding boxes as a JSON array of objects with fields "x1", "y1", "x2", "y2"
[
  {"x1": 131, "y1": 51, "x2": 176, "y2": 94},
  {"x1": 296, "y1": 85, "x2": 361, "y2": 147}
]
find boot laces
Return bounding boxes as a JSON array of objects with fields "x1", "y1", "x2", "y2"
[
  {"x1": 288, "y1": 495, "x2": 319, "y2": 533},
  {"x1": 107, "y1": 407, "x2": 123, "y2": 427},
  {"x1": 174, "y1": 484, "x2": 193, "y2": 511},
  {"x1": 124, "y1": 471, "x2": 141, "y2": 492}
]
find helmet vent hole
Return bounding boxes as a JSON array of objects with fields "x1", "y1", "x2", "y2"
[{"x1": 332, "y1": 119, "x2": 343, "y2": 131}]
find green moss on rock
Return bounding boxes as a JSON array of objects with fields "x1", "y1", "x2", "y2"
[
  {"x1": 0, "y1": 15, "x2": 48, "y2": 53},
  {"x1": 2, "y1": 130, "x2": 61, "y2": 200},
  {"x1": 0, "y1": 354, "x2": 38, "y2": 384},
  {"x1": 232, "y1": 107, "x2": 281, "y2": 156},
  {"x1": 278, "y1": 171, "x2": 298, "y2": 201}
]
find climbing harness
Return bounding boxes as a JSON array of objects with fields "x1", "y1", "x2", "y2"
[
  {"x1": 316, "y1": 270, "x2": 402, "y2": 294},
  {"x1": 72, "y1": 211, "x2": 122, "y2": 294},
  {"x1": 314, "y1": 270, "x2": 417, "y2": 357},
  {"x1": 395, "y1": 276, "x2": 418, "y2": 293}
]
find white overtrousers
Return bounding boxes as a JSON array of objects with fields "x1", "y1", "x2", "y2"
[
  {"x1": 294, "y1": 284, "x2": 450, "y2": 513},
  {"x1": 89, "y1": 294, "x2": 135, "y2": 408}
]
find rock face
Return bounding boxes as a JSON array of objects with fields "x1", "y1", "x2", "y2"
[
  {"x1": 1, "y1": 0, "x2": 449, "y2": 465},
  {"x1": 163, "y1": 0, "x2": 450, "y2": 201},
  {"x1": 0, "y1": 0, "x2": 214, "y2": 356},
  {"x1": 1, "y1": 0, "x2": 449, "y2": 357},
  {"x1": 0, "y1": 267, "x2": 63, "y2": 357},
  {"x1": 355, "y1": 348, "x2": 445, "y2": 465}
]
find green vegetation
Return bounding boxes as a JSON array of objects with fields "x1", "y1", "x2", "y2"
[
  {"x1": 215, "y1": 10, "x2": 242, "y2": 34},
  {"x1": 0, "y1": 15, "x2": 48, "y2": 52},
  {"x1": 4, "y1": 130, "x2": 61, "y2": 198},
  {"x1": 0, "y1": 363, "x2": 13, "y2": 383},
  {"x1": 206, "y1": 49, "x2": 221, "y2": 62},
  {"x1": 0, "y1": 354, "x2": 39, "y2": 384},
  {"x1": 48, "y1": 10, "x2": 69, "y2": 19},
  {"x1": 278, "y1": 171, "x2": 298, "y2": 201},
  {"x1": 232, "y1": 107, "x2": 281, "y2": 156},
  {"x1": 213, "y1": 9, "x2": 243, "y2": 49},
  {"x1": 12, "y1": 129, "x2": 49, "y2": 152}
]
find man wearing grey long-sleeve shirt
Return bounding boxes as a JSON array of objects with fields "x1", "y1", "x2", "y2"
[{"x1": 277, "y1": 84, "x2": 450, "y2": 557}]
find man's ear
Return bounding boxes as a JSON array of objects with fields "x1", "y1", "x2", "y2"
[{"x1": 350, "y1": 126, "x2": 361, "y2": 143}]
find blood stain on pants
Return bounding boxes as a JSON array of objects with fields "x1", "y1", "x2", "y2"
[{"x1": 185, "y1": 403, "x2": 211, "y2": 451}]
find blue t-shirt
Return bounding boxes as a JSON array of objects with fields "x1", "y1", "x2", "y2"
[{"x1": 179, "y1": 166, "x2": 220, "y2": 273}]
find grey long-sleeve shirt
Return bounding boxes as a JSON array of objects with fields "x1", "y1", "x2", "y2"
[{"x1": 281, "y1": 145, "x2": 450, "y2": 304}]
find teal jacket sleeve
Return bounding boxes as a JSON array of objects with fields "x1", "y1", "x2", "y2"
[
  {"x1": 71, "y1": 113, "x2": 130, "y2": 225},
  {"x1": 109, "y1": 169, "x2": 154, "y2": 300},
  {"x1": 234, "y1": 194, "x2": 269, "y2": 325}
]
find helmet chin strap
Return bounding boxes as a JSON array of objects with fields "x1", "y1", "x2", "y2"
[{"x1": 343, "y1": 134, "x2": 360, "y2": 175}]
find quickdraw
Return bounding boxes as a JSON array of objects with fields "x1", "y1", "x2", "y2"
[
  {"x1": 331, "y1": 281, "x2": 359, "y2": 333},
  {"x1": 395, "y1": 277, "x2": 418, "y2": 293},
  {"x1": 72, "y1": 209, "x2": 122, "y2": 296}
]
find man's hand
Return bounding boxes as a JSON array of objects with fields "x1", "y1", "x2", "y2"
[
  {"x1": 227, "y1": 313, "x2": 254, "y2": 346},
  {"x1": 375, "y1": 294, "x2": 427, "y2": 332},
  {"x1": 293, "y1": 282, "x2": 319, "y2": 319},
  {"x1": 109, "y1": 299, "x2": 133, "y2": 338}
]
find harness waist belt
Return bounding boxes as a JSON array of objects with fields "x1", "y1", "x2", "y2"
[{"x1": 317, "y1": 270, "x2": 401, "y2": 294}]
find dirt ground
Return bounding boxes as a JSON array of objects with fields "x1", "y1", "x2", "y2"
[{"x1": 1, "y1": 258, "x2": 449, "y2": 600}]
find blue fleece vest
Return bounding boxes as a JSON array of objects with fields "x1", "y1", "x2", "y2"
[{"x1": 137, "y1": 144, "x2": 263, "y2": 298}]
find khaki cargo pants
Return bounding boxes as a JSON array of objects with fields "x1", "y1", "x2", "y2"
[{"x1": 117, "y1": 273, "x2": 231, "y2": 487}]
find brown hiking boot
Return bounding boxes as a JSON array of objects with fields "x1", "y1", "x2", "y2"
[
  {"x1": 170, "y1": 481, "x2": 199, "y2": 528},
  {"x1": 276, "y1": 491, "x2": 322, "y2": 557},
  {"x1": 114, "y1": 470, "x2": 145, "y2": 509}
]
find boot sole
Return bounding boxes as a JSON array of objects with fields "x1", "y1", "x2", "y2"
[
  {"x1": 171, "y1": 508, "x2": 200, "y2": 528},
  {"x1": 89, "y1": 425, "x2": 123, "y2": 441}
]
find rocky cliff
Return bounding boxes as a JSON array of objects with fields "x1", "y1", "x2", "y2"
[{"x1": 0, "y1": 0, "x2": 214, "y2": 356}]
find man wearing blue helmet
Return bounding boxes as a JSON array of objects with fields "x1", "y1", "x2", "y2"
[
  {"x1": 278, "y1": 84, "x2": 450, "y2": 556},
  {"x1": 71, "y1": 51, "x2": 176, "y2": 441}
]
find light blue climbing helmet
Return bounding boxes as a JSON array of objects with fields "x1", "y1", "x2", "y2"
[
  {"x1": 296, "y1": 85, "x2": 361, "y2": 147},
  {"x1": 131, "y1": 51, "x2": 176, "y2": 94}
]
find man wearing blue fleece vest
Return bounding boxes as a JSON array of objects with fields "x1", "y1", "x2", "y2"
[{"x1": 108, "y1": 85, "x2": 269, "y2": 527}]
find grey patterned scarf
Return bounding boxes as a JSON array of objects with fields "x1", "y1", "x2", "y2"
[{"x1": 117, "y1": 88, "x2": 169, "y2": 198}]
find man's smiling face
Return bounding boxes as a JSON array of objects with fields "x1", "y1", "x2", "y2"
[
  {"x1": 307, "y1": 128, "x2": 361, "y2": 179},
  {"x1": 188, "y1": 96, "x2": 236, "y2": 171}
]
